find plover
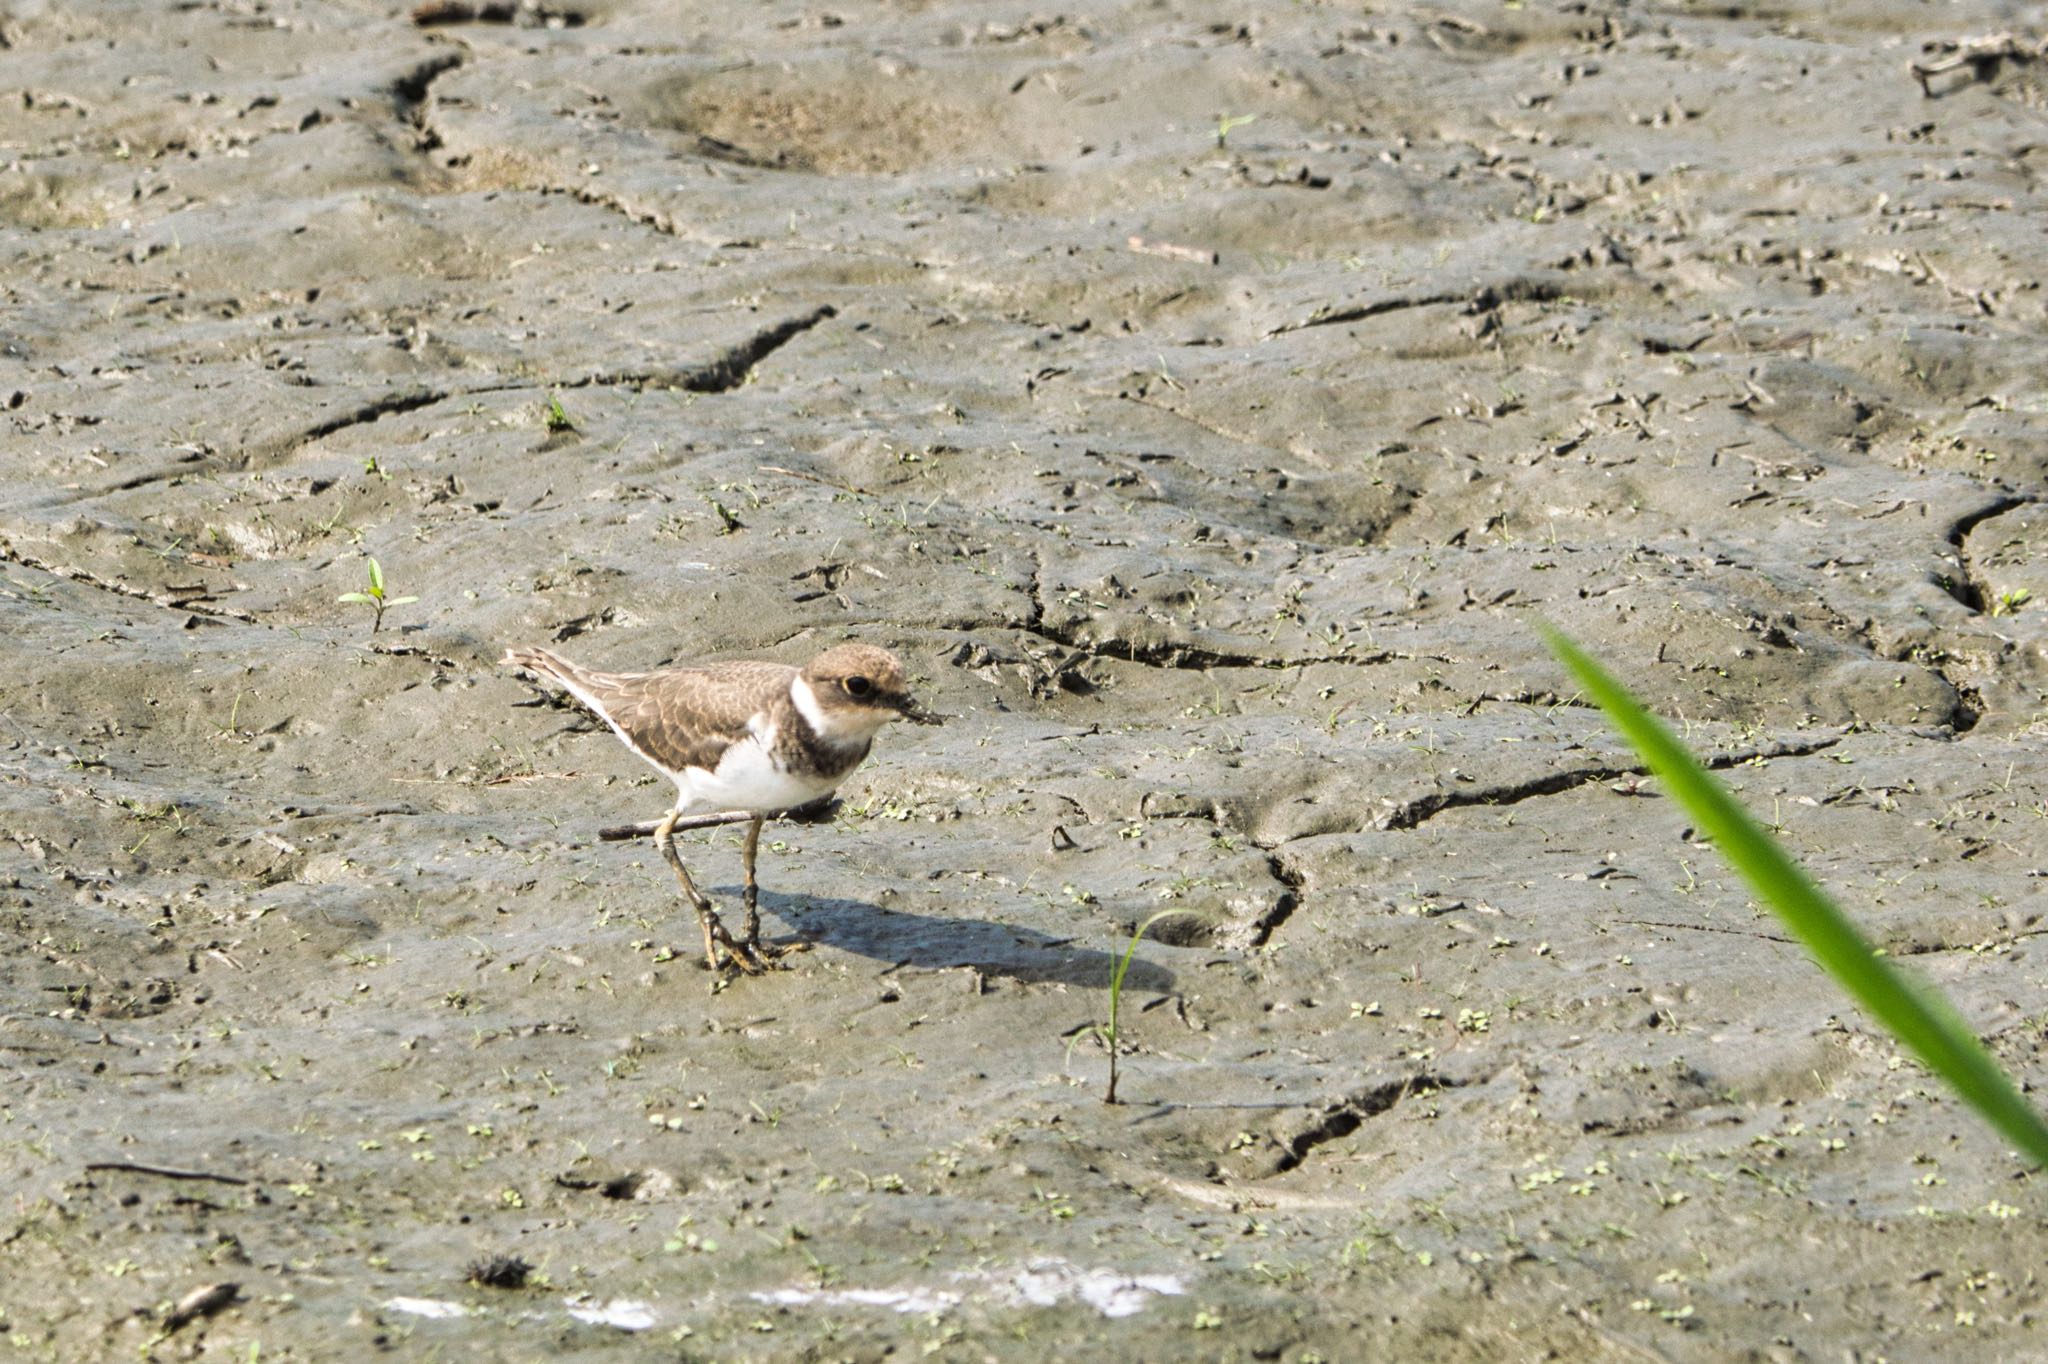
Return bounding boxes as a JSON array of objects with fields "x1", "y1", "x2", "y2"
[{"x1": 503, "y1": 642, "x2": 938, "y2": 974}]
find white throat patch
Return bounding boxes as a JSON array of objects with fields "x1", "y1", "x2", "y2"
[
  {"x1": 790, "y1": 675, "x2": 832, "y2": 735},
  {"x1": 792, "y1": 673, "x2": 891, "y2": 746}
]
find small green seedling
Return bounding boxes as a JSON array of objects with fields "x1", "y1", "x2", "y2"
[
  {"x1": 1990, "y1": 587, "x2": 2032, "y2": 618},
  {"x1": 544, "y1": 392, "x2": 575, "y2": 434},
  {"x1": 704, "y1": 495, "x2": 744, "y2": 535},
  {"x1": 1213, "y1": 113, "x2": 1257, "y2": 148},
  {"x1": 1070, "y1": 909, "x2": 1194, "y2": 1104},
  {"x1": 1544, "y1": 624, "x2": 2048, "y2": 1168},
  {"x1": 337, "y1": 557, "x2": 418, "y2": 634}
]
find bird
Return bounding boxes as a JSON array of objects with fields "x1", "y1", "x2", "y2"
[{"x1": 502, "y1": 641, "x2": 939, "y2": 974}]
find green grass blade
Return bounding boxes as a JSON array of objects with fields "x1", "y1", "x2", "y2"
[
  {"x1": 1108, "y1": 910, "x2": 1191, "y2": 1032},
  {"x1": 1542, "y1": 624, "x2": 2048, "y2": 1168},
  {"x1": 1102, "y1": 909, "x2": 1194, "y2": 1104}
]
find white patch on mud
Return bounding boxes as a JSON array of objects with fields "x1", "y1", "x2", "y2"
[
  {"x1": 383, "y1": 1297, "x2": 474, "y2": 1320},
  {"x1": 563, "y1": 1296, "x2": 658, "y2": 1330},
  {"x1": 753, "y1": 1257, "x2": 1185, "y2": 1320},
  {"x1": 385, "y1": 1294, "x2": 658, "y2": 1332},
  {"x1": 756, "y1": 1285, "x2": 965, "y2": 1315},
  {"x1": 997, "y1": 1260, "x2": 1185, "y2": 1318}
]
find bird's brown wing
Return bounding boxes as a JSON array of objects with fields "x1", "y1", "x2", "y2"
[{"x1": 572, "y1": 661, "x2": 796, "y2": 776}]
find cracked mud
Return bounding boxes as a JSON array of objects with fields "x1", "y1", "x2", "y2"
[{"x1": 6, "y1": 1, "x2": 2048, "y2": 1359}]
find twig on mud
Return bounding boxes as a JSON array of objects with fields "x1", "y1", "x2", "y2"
[
  {"x1": 598, "y1": 797, "x2": 839, "y2": 842},
  {"x1": 598, "y1": 810, "x2": 763, "y2": 841},
  {"x1": 482, "y1": 769, "x2": 582, "y2": 786},
  {"x1": 759, "y1": 464, "x2": 875, "y2": 498},
  {"x1": 84, "y1": 1161, "x2": 249, "y2": 1186}
]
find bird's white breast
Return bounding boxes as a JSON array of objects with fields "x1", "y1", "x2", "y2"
[{"x1": 672, "y1": 714, "x2": 841, "y2": 815}]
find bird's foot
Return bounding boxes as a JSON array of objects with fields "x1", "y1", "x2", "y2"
[
  {"x1": 735, "y1": 895, "x2": 807, "y2": 968},
  {"x1": 695, "y1": 907, "x2": 767, "y2": 977},
  {"x1": 743, "y1": 934, "x2": 812, "y2": 965}
]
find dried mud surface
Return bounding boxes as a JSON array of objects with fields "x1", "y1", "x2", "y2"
[{"x1": 5, "y1": 1, "x2": 2048, "y2": 1359}]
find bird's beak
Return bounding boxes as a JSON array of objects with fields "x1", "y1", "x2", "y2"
[{"x1": 892, "y1": 693, "x2": 945, "y2": 726}]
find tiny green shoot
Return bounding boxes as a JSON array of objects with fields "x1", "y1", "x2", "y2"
[
  {"x1": 705, "y1": 496, "x2": 744, "y2": 535},
  {"x1": 1214, "y1": 113, "x2": 1257, "y2": 148},
  {"x1": 337, "y1": 557, "x2": 418, "y2": 634},
  {"x1": 1543, "y1": 624, "x2": 2048, "y2": 1168},
  {"x1": 1071, "y1": 909, "x2": 1193, "y2": 1104},
  {"x1": 1990, "y1": 587, "x2": 2032, "y2": 618},
  {"x1": 544, "y1": 392, "x2": 575, "y2": 434}
]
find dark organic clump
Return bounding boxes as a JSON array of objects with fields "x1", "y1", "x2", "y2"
[{"x1": 465, "y1": 1253, "x2": 533, "y2": 1289}]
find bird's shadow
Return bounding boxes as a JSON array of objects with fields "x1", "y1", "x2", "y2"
[{"x1": 727, "y1": 888, "x2": 1178, "y2": 995}]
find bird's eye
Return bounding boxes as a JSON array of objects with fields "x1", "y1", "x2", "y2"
[{"x1": 844, "y1": 676, "x2": 873, "y2": 698}]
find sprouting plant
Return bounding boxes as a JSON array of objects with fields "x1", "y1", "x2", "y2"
[
  {"x1": 544, "y1": 392, "x2": 575, "y2": 434},
  {"x1": 1213, "y1": 113, "x2": 1257, "y2": 148},
  {"x1": 1544, "y1": 625, "x2": 2048, "y2": 1168},
  {"x1": 1070, "y1": 909, "x2": 1194, "y2": 1104},
  {"x1": 1991, "y1": 587, "x2": 2032, "y2": 617},
  {"x1": 704, "y1": 496, "x2": 744, "y2": 535},
  {"x1": 336, "y1": 557, "x2": 418, "y2": 634}
]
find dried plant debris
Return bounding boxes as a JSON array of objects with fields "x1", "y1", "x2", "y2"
[
  {"x1": 1910, "y1": 33, "x2": 2048, "y2": 96},
  {"x1": 465, "y1": 1254, "x2": 533, "y2": 1290}
]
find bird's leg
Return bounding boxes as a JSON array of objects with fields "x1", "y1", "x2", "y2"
[
  {"x1": 654, "y1": 808, "x2": 760, "y2": 975},
  {"x1": 740, "y1": 815, "x2": 765, "y2": 948},
  {"x1": 738, "y1": 815, "x2": 810, "y2": 963}
]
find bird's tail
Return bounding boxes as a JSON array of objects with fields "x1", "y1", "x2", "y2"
[{"x1": 502, "y1": 646, "x2": 587, "y2": 692}]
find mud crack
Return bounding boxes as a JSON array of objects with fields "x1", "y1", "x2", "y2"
[
  {"x1": 412, "y1": 2, "x2": 588, "y2": 28},
  {"x1": 1248, "y1": 853, "x2": 1303, "y2": 947},
  {"x1": 1941, "y1": 492, "x2": 2028, "y2": 615},
  {"x1": 297, "y1": 389, "x2": 451, "y2": 448},
  {"x1": 1921, "y1": 491, "x2": 2032, "y2": 735},
  {"x1": 1030, "y1": 614, "x2": 1379, "y2": 673},
  {"x1": 0, "y1": 539, "x2": 260, "y2": 625},
  {"x1": 1267, "y1": 289, "x2": 1468, "y2": 337},
  {"x1": 1256, "y1": 1070, "x2": 1467, "y2": 1177},
  {"x1": 566, "y1": 305, "x2": 839, "y2": 394},
  {"x1": 205, "y1": 388, "x2": 460, "y2": 476},
  {"x1": 1380, "y1": 731, "x2": 1849, "y2": 833},
  {"x1": 1266, "y1": 274, "x2": 1572, "y2": 338},
  {"x1": 392, "y1": 52, "x2": 464, "y2": 152},
  {"x1": 393, "y1": 53, "x2": 464, "y2": 108},
  {"x1": 1019, "y1": 552, "x2": 1380, "y2": 674},
  {"x1": 98, "y1": 385, "x2": 523, "y2": 491}
]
